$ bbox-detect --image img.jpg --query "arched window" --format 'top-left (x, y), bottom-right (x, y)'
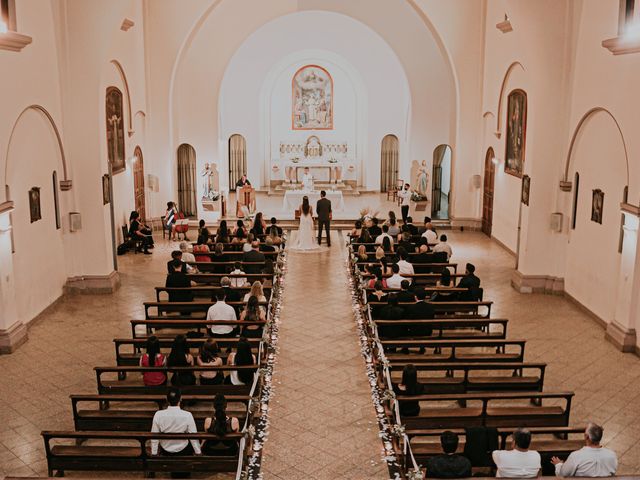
top-left (504, 89), bottom-right (527, 177)
top-left (105, 86), bottom-right (126, 174)
top-left (52, 171), bottom-right (60, 230)
top-left (133, 147), bottom-right (146, 221)
top-left (177, 144), bottom-right (197, 217)
top-left (571, 172), bottom-right (580, 230)
top-left (228, 134), bottom-right (247, 187)
top-left (380, 135), bottom-right (399, 192)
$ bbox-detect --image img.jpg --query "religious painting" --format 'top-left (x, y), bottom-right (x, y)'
top-left (521, 175), bottom-right (530, 206)
top-left (591, 189), bottom-right (604, 224)
top-left (102, 174), bottom-right (111, 205)
top-left (106, 86), bottom-right (126, 174)
top-left (292, 65), bottom-right (333, 130)
top-left (28, 187), bottom-right (41, 223)
top-left (504, 89), bottom-right (527, 177)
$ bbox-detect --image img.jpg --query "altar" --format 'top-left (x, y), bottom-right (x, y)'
top-left (282, 190), bottom-right (345, 213)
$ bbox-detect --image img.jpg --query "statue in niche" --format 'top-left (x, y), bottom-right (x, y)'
top-left (105, 87), bottom-right (125, 174)
top-left (416, 160), bottom-right (429, 197)
top-left (200, 163), bottom-right (220, 200)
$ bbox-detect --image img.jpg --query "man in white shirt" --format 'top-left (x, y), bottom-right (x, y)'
top-left (552, 423), bottom-right (617, 477)
top-left (433, 234), bottom-right (453, 261)
top-left (151, 388), bottom-right (201, 456)
top-left (398, 183), bottom-right (412, 224)
top-left (206, 290), bottom-right (238, 337)
top-left (386, 263), bottom-right (406, 289)
top-left (492, 428), bottom-right (541, 478)
top-left (375, 225), bottom-right (393, 245)
top-left (396, 248), bottom-right (415, 279)
top-left (229, 261), bottom-right (247, 287)
top-left (422, 222), bottom-right (438, 244)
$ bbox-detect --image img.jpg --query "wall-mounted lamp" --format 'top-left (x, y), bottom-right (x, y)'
top-left (491, 157), bottom-right (500, 165)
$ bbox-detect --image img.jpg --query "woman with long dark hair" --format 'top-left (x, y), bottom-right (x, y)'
top-left (201, 394), bottom-right (239, 456)
top-left (240, 295), bottom-right (265, 338)
top-left (252, 212), bottom-right (266, 237)
top-left (358, 228), bottom-right (372, 244)
top-left (217, 220), bottom-right (230, 244)
top-left (382, 236), bottom-right (394, 253)
top-left (226, 338), bottom-right (256, 386)
top-left (393, 364), bottom-right (423, 416)
top-left (167, 334), bottom-right (196, 386)
top-left (139, 335), bottom-right (166, 386)
top-left (198, 339), bottom-right (224, 385)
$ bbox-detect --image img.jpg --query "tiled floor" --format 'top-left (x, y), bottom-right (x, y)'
top-left (1, 226), bottom-right (640, 477)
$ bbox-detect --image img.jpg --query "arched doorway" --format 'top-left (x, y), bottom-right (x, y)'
top-left (482, 147), bottom-right (496, 236)
top-left (380, 134), bottom-right (399, 192)
top-left (177, 143), bottom-right (197, 218)
top-left (431, 144), bottom-right (452, 219)
top-left (133, 146), bottom-right (146, 221)
top-left (229, 134), bottom-right (247, 187)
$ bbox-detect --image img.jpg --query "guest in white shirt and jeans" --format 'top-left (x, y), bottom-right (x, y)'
top-left (492, 428), bottom-right (541, 478)
top-left (375, 225), bottom-right (393, 246)
top-left (552, 422), bottom-right (617, 477)
top-left (207, 290), bottom-right (238, 338)
top-left (151, 388), bottom-right (201, 456)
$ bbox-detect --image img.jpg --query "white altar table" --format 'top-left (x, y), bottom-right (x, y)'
top-left (282, 190), bottom-right (345, 213)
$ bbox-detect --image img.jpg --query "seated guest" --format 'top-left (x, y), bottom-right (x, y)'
top-left (432, 269), bottom-right (458, 302)
top-left (397, 231), bottom-right (415, 254)
top-left (243, 240), bottom-right (266, 274)
top-left (379, 257), bottom-right (393, 276)
top-left (397, 279), bottom-right (416, 303)
top-left (165, 201), bottom-right (178, 241)
top-left (129, 211), bottom-right (153, 254)
top-left (218, 276), bottom-right (241, 302)
top-left (384, 210), bottom-right (397, 226)
top-left (197, 340), bottom-right (224, 385)
top-left (367, 281), bottom-right (388, 303)
top-left (458, 263), bottom-right (481, 300)
top-left (129, 210), bottom-right (154, 248)
top-left (393, 364), bottom-right (423, 417)
top-left (252, 212), bottom-right (266, 236)
top-left (239, 295), bottom-right (265, 338)
top-left (350, 220), bottom-right (363, 239)
top-left (202, 394), bottom-right (240, 456)
top-left (260, 236), bottom-right (276, 252)
top-left (368, 217), bottom-right (382, 238)
top-left (151, 388), bottom-right (201, 456)
top-left (244, 280), bottom-right (267, 303)
top-left (378, 294), bottom-right (405, 338)
top-left (233, 219), bottom-right (247, 236)
top-left (492, 428), bottom-right (541, 478)
top-left (261, 259), bottom-right (275, 279)
top-left (167, 334), bottom-right (195, 386)
top-left (179, 242), bottom-right (196, 263)
top-left (358, 228), bottom-right (373, 244)
top-left (226, 338), bottom-right (256, 386)
top-left (166, 259), bottom-right (194, 302)
top-left (229, 262), bottom-right (248, 287)
top-left (381, 236), bottom-right (394, 254)
top-left (206, 290), bottom-right (238, 338)
top-left (552, 423), bottom-right (617, 477)
top-left (386, 263), bottom-right (406, 289)
top-left (193, 238), bottom-right (211, 262)
top-left (433, 234), bottom-right (453, 260)
top-left (140, 335), bottom-right (167, 386)
top-left (356, 245), bottom-right (369, 262)
top-left (397, 248), bottom-right (415, 278)
top-left (388, 217), bottom-right (400, 238)
top-left (216, 220), bottom-right (230, 244)
top-left (402, 216), bottom-right (418, 236)
top-left (407, 289), bottom-right (434, 340)
top-left (375, 246), bottom-right (386, 260)
top-left (375, 224), bottom-right (393, 245)
top-left (167, 250), bottom-right (194, 274)
top-left (210, 243), bottom-right (226, 273)
top-left (242, 233), bottom-right (255, 253)
top-left (366, 267), bottom-right (388, 289)
top-left (198, 219), bottom-right (211, 245)
top-left (266, 217), bottom-right (283, 238)
top-left (422, 222), bottom-right (438, 244)
top-left (425, 431), bottom-right (472, 479)
top-left (412, 244), bottom-right (432, 266)
top-left (231, 228), bottom-right (246, 246)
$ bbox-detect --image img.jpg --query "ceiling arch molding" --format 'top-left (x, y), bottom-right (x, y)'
top-left (110, 59), bottom-right (135, 137)
top-left (494, 61), bottom-right (525, 139)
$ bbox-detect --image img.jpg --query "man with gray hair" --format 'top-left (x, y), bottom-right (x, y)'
top-left (551, 422), bottom-right (617, 477)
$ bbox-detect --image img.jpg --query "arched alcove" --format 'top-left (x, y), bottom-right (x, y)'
top-left (482, 147), bottom-right (496, 237)
top-left (176, 143), bottom-right (197, 217)
top-left (228, 134), bottom-right (247, 188)
top-left (432, 144), bottom-right (451, 219)
top-left (380, 135), bottom-right (399, 192)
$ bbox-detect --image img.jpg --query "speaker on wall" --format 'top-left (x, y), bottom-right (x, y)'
top-left (69, 212), bottom-right (82, 232)
top-left (472, 175), bottom-right (482, 189)
top-left (550, 212), bottom-right (563, 232)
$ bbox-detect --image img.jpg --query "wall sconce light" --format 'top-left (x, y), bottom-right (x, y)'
top-left (492, 157), bottom-right (500, 165)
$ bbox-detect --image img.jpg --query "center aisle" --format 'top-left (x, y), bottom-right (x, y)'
top-left (260, 230), bottom-right (388, 480)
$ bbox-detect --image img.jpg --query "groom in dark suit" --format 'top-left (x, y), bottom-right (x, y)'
top-left (316, 191), bottom-right (332, 247)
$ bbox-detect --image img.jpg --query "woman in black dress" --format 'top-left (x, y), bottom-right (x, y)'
top-left (393, 364), bottom-right (423, 417)
top-left (167, 334), bottom-right (196, 386)
top-left (202, 394), bottom-right (240, 456)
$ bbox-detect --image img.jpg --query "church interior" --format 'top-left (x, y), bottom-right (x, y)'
top-left (1, 0), bottom-right (640, 478)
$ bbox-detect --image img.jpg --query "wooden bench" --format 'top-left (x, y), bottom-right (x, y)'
top-left (376, 339), bottom-right (527, 364)
top-left (368, 300), bottom-right (492, 318)
top-left (393, 391), bottom-right (574, 430)
top-left (362, 272), bottom-right (467, 286)
top-left (114, 337), bottom-right (263, 367)
top-left (95, 365), bottom-right (259, 396)
top-left (143, 300), bottom-right (269, 319)
top-left (70, 394), bottom-right (250, 432)
top-left (186, 261), bottom-right (267, 273)
top-left (385, 362), bottom-right (546, 395)
top-left (42, 430), bottom-right (244, 477)
top-left (187, 273), bottom-right (274, 285)
top-left (373, 318), bottom-right (508, 340)
top-left (155, 285), bottom-right (272, 302)
top-left (186, 250), bottom-right (279, 260)
top-left (356, 261), bottom-right (457, 274)
top-left (129, 319), bottom-right (267, 339)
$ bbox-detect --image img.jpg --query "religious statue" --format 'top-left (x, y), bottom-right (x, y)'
top-left (201, 163), bottom-right (213, 199)
top-left (416, 160), bottom-right (429, 197)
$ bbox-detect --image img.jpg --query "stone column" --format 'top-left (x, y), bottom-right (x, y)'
top-left (606, 206), bottom-right (640, 352)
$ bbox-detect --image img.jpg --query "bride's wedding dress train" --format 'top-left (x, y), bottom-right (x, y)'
top-left (292, 212), bottom-right (318, 251)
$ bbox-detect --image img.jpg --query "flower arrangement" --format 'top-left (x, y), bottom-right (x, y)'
top-left (411, 192), bottom-right (426, 202)
top-left (291, 157), bottom-right (300, 163)
top-left (207, 190), bottom-right (220, 201)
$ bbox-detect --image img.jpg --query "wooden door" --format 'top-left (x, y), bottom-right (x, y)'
top-left (481, 147), bottom-right (495, 237)
top-left (133, 146), bottom-right (146, 221)
top-left (380, 135), bottom-right (398, 192)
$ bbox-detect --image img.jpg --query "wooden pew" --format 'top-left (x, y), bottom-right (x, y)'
top-left (143, 300), bottom-right (269, 319)
top-left (362, 272), bottom-right (466, 286)
top-left (187, 273), bottom-right (273, 286)
top-left (368, 300), bottom-right (492, 318)
top-left (42, 431), bottom-right (244, 477)
top-left (385, 362), bottom-right (546, 395)
top-left (155, 285), bottom-right (272, 302)
top-left (129, 319), bottom-right (266, 339)
top-left (365, 286), bottom-right (469, 295)
top-left (356, 261), bottom-right (457, 274)
top-left (393, 391), bottom-right (574, 430)
top-left (373, 318), bottom-right (508, 340)
top-left (114, 337), bottom-right (263, 367)
top-left (185, 250), bottom-right (278, 261)
top-left (95, 365), bottom-right (259, 396)
top-left (70, 394), bottom-right (249, 432)
top-left (186, 261), bottom-right (266, 273)
top-left (376, 339), bottom-right (527, 364)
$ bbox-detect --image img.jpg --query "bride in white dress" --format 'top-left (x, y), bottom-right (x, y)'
top-left (292, 196), bottom-right (318, 251)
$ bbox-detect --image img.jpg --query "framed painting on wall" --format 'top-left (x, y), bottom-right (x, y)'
top-left (106, 86), bottom-right (126, 174)
top-left (292, 65), bottom-right (333, 130)
top-left (29, 187), bottom-right (41, 223)
top-left (591, 189), bottom-right (604, 224)
top-left (504, 89), bottom-right (527, 177)
top-left (521, 175), bottom-right (530, 206)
